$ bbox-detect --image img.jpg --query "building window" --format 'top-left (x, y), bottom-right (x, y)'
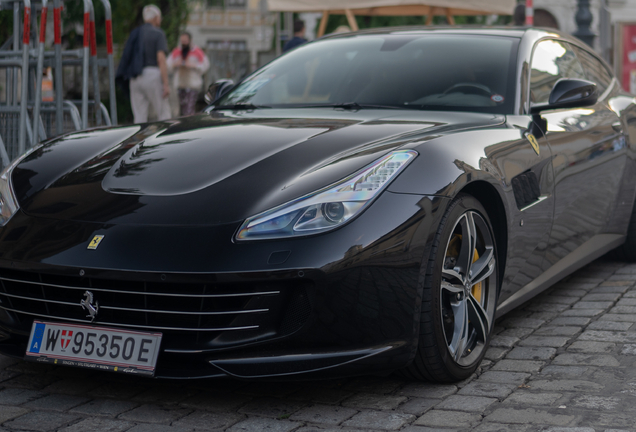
top-left (226, 0), bottom-right (246, 8)
top-left (207, 0), bottom-right (246, 8)
top-left (207, 40), bottom-right (247, 51)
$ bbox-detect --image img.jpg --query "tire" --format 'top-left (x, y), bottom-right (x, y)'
top-left (613, 199), bottom-right (636, 262)
top-left (402, 194), bottom-right (499, 382)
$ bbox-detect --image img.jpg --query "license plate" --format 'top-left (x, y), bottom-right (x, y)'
top-left (25, 320), bottom-right (162, 377)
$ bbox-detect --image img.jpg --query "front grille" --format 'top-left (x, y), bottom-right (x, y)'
top-left (0, 269), bottom-right (312, 351)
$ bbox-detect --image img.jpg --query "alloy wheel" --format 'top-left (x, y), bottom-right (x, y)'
top-left (440, 210), bottom-right (497, 366)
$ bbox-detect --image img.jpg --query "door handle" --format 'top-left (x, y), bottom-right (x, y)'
top-left (612, 121), bottom-right (623, 133)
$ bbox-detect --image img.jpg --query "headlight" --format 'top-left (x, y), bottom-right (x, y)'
top-left (0, 167), bottom-right (18, 226)
top-left (236, 149), bottom-right (417, 240)
top-left (0, 145), bottom-right (40, 226)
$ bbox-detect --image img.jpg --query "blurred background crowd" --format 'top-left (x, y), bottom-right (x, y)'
top-left (2, 0), bottom-right (635, 124)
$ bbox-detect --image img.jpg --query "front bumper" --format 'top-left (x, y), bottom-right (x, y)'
top-left (0, 192), bottom-right (448, 379)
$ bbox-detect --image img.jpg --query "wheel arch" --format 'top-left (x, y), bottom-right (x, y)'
top-left (457, 181), bottom-right (508, 291)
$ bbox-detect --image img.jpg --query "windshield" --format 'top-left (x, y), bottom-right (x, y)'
top-left (217, 33), bottom-right (519, 114)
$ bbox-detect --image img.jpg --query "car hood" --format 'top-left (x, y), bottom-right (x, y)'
top-left (13, 109), bottom-right (503, 225)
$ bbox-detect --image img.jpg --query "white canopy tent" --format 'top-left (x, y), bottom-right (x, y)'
top-left (268, 0), bottom-right (516, 36)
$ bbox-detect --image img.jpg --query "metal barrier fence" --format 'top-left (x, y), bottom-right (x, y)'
top-left (0, 0), bottom-right (115, 166)
top-left (0, 100), bottom-right (99, 163)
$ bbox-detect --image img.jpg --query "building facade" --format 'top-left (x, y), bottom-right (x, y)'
top-left (186, 0), bottom-right (275, 87)
top-left (533, 0), bottom-right (636, 61)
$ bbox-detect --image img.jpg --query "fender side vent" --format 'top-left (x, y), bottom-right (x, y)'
top-left (511, 171), bottom-right (541, 210)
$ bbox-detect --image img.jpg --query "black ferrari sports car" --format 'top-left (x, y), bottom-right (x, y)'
top-left (0, 26), bottom-right (634, 382)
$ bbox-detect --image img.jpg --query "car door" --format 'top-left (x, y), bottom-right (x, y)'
top-left (571, 45), bottom-right (635, 236)
top-left (529, 39), bottom-right (626, 267)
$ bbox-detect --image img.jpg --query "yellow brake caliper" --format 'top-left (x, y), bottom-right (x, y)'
top-left (472, 249), bottom-right (482, 303)
top-left (446, 234), bottom-right (483, 305)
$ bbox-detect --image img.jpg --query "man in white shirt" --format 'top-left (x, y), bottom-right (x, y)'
top-left (129, 5), bottom-right (171, 123)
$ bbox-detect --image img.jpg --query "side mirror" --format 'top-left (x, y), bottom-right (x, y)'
top-left (530, 78), bottom-right (597, 114)
top-left (205, 79), bottom-right (235, 104)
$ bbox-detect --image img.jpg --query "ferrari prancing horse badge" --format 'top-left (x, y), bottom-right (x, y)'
top-left (87, 235), bottom-right (104, 250)
top-left (526, 133), bottom-right (540, 156)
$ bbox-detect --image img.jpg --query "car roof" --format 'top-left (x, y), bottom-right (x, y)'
top-left (319, 25), bottom-right (571, 43)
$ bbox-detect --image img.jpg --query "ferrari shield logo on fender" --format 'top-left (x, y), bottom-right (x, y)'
top-left (526, 133), bottom-right (540, 156)
top-left (87, 235), bottom-right (104, 250)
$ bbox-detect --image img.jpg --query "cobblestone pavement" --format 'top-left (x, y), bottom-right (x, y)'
top-left (1, 257), bottom-right (636, 431)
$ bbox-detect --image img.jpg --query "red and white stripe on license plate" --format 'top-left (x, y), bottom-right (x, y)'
top-left (25, 320), bottom-right (162, 376)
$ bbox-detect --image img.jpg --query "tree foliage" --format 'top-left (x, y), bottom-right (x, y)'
top-left (0, 10), bottom-right (14, 47)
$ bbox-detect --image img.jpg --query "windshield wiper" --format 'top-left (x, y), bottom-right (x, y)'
top-left (333, 102), bottom-right (363, 110)
top-left (295, 102), bottom-right (403, 110)
top-left (212, 103), bottom-right (271, 110)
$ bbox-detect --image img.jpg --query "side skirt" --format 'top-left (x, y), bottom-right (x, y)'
top-left (496, 234), bottom-right (625, 318)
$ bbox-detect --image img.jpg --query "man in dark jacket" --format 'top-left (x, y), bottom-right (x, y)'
top-left (283, 20), bottom-right (307, 53)
top-left (115, 26), bottom-right (143, 99)
top-left (116, 4), bottom-right (170, 123)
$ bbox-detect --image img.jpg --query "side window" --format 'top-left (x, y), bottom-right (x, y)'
top-left (530, 39), bottom-right (586, 104)
top-left (571, 45), bottom-right (613, 95)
